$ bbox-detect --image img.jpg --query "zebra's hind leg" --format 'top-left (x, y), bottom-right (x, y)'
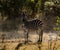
top-left (37, 29), bottom-right (43, 50)
top-left (37, 29), bottom-right (43, 44)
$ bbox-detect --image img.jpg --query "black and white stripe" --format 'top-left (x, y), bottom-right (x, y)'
top-left (23, 18), bottom-right (43, 30)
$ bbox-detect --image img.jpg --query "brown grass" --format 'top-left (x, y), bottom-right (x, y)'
top-left (0, 40), bottom-right (60, 50)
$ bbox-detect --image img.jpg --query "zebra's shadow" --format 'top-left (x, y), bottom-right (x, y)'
top-left (15, 43), bottom-right (23, 50)
top-left (15, 41), bottom-right (42, 50)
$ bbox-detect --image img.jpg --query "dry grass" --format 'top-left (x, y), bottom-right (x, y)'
top-left (0, 40), bottom-right (60, 50)
top-left (18, 40), bottom-right (60, 50)
top-left (0, 33), bottom-right (60, 50)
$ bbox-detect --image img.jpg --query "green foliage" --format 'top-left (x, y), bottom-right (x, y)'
top-left (53, 27), bottom-right (60, 31)
top-left (0, 0), bottom-right (44, 16)
top-left (31, 0), bottom-right (34, 2)
top-left (54, 16), bottom-right (60, 31)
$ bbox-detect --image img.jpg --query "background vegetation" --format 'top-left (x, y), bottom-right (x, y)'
top-left (0, 0), bottom-right (60, 31)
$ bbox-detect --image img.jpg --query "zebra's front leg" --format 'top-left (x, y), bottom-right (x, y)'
top-left (26, 29), bottom-right (29, 43)
top-left (25, 29), bottom-right (29, 44)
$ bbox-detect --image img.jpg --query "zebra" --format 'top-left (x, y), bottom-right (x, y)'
top-left (15, 13), bottom-right (43, 50)
top-left (22, 13), bottom-right (43, 44)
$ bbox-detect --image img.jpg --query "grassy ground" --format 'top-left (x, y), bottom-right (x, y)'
top-left (0, 33), bottom-right (60, 50)
top-left (18, 40), bottom-right (60, 50)
top-left (0, 40), bottom-right (60, 50)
